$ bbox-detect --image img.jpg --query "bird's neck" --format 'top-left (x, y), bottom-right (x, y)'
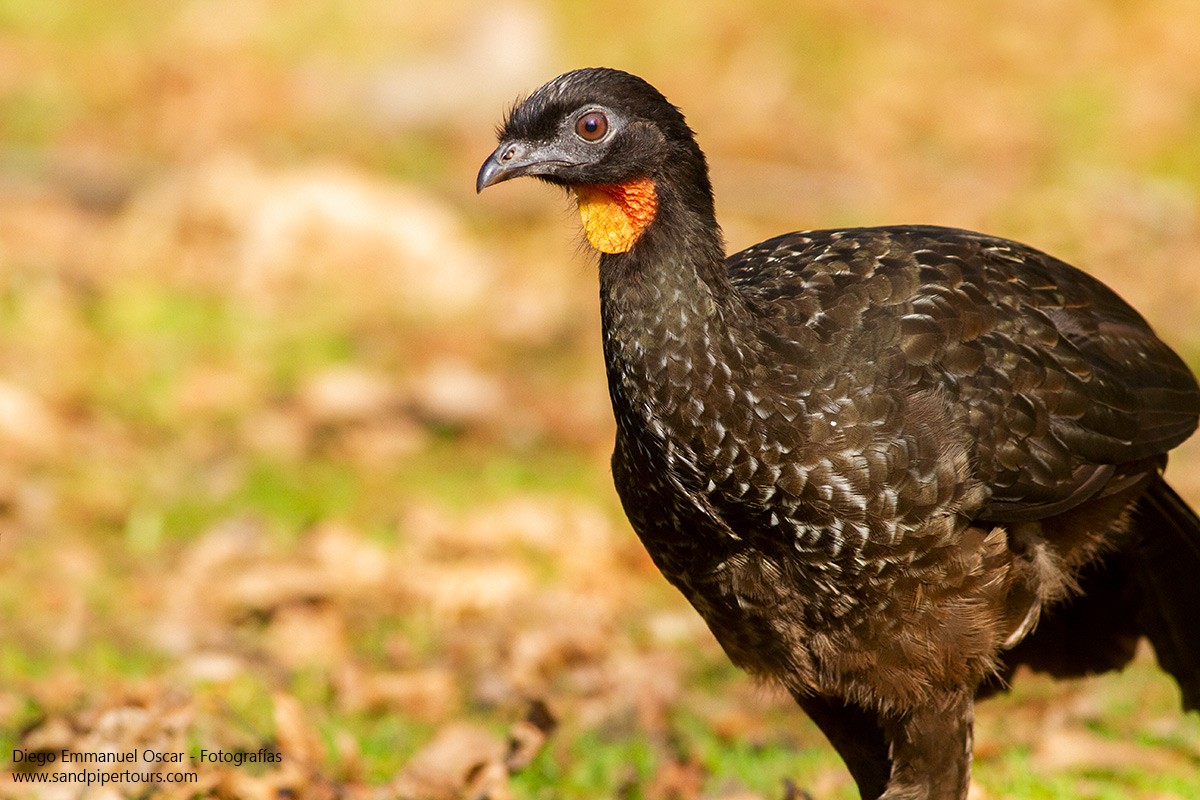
top-left (597, 187), bottom-right (751, 435)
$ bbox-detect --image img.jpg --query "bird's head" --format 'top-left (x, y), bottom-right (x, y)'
top-left (477, 68), bottom-right (713, 255)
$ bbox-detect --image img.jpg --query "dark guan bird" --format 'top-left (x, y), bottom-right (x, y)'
top-left (476, 68), bottom-right (1200, 799)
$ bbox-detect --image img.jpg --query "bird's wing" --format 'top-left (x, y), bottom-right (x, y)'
top-left (725, 225), bottom-right (1200, 522)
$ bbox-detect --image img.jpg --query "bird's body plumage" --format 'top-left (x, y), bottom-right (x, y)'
top-left (479, 68), bottom-right (1200, 799)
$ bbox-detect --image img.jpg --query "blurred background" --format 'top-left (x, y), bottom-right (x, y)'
top-left (1, 1), bottom-right (1199, 797)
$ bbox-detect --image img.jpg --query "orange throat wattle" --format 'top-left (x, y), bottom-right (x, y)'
top-left (573, 178), bottom-right (658, 254)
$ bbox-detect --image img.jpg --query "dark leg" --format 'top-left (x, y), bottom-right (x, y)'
top-left (879, 692), bottom-right (974, 800)
top-left (792, 693), bottom-right (890, 800)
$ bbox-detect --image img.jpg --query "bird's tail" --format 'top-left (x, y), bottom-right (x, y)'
top-left (1130, 477), bottom-right (1200, 712)
top-left (982, 476), bottom-right (1200, 711)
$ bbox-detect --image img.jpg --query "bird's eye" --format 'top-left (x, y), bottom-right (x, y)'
top-left (575, 111), bottom-right (609, 141)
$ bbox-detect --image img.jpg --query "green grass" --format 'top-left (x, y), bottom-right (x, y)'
top-left (347, 713), bottom-right (435, 782)
top-left (977, 747), bottom-right (1200, 800)
top-left (513, 728), bottom-right (660, 799)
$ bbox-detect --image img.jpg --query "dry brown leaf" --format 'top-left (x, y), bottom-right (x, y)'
top-left (608, 651), bottom-right (683, 732)
top-left (18, 715), bottom-right (74, 755)
top-left (414, 562), bottom-right (535, 621)
top-left (308, 523), bottom-right (393, 596)
top-left (174, 364), bottom-right (266, 417)
top-left (646, 755), bottom-right (705, 800)
top-left (242, 406), bottom-right (309, 462)
top-left (339, 417), bottom-right (428, 465)
top-left (1032, 724), bottom-right (1192, 773)
top-left (503, 700), bottom-right (557, 772)
top-left (505, 621), bottom-right (612, 694)
top-left (407, 359), bottom-right (505, 431)
top-left (155, 519), bottom-right (274, 653)
top-left (966, 780), bottom-right (993, 800)
top-left (393, 723), bottom-right (506, 800)
top-left (264, 601), bottom-right (350, 670)
top-left (273, 692), bottom-right (322, 769)
top-left (462, 759), bottom-right (512, 800)
top-left (0, 379), bottom-right (61, 458)
top-left (337, 665), bottom-right (458, 720)
top-left (218, 767), bottom-right (337, 800)
top-left (180, 650), bottom-right (249, 683)
top-left (225, 563), bottom-right (330, 612)
top-left (299, 366), bottom-right (399, 425)
top-left (332, 728), bottom-right (363, 784)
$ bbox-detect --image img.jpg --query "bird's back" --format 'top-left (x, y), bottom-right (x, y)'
top-left (724, 224), bottom-right (1200, 522)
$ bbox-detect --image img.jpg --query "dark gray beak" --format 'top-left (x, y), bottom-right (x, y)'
top-left (476, 141), bottom-right (573, 193)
